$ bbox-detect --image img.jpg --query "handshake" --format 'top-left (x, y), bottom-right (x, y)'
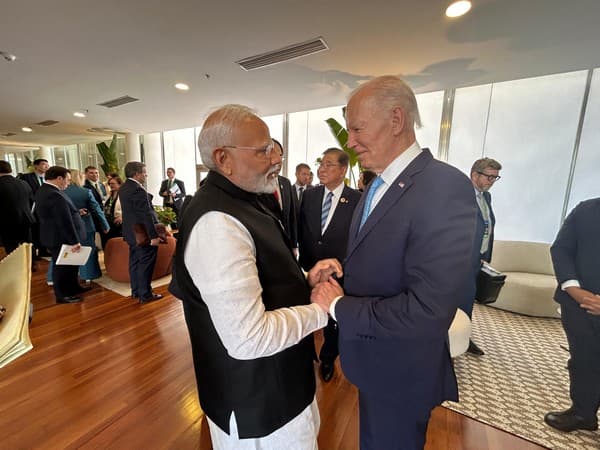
top-left (307, 258), bottom-right (345, 314)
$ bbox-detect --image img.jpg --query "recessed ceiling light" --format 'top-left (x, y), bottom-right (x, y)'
top-left (73, 110), bottom-right (87, 118)
top-left (0, 50), bottom-right (17, 62)
top-left (22, 126), bottom-right (33, 132)
top-left (175, 82), bottom-right (190, 91)
top-left (446, 0), bottom-right (472, 17)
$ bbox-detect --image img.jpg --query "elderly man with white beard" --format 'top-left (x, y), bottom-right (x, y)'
top-left (171, 104), bottom-right (341, 450)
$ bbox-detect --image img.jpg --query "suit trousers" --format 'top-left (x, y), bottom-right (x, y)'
top-left (561, 298), bottom-right (600, 419)
top-left (319, 318), bottom-right (339, 363)
top-left (50, 246), bottom-right (80, 300)
top-left (459, 255), bottom-right (485, 319)
top-left (128, 244), bottom-right (158, 299)
top-left (358, 389), bottom-right (433, 450)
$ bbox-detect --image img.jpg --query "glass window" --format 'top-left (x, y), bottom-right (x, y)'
top-left (566, 69), bottom-right (600, 213)
top-left (481, 71), bottom-right (588, 243)
top-left (415, 90), bottom-right (444, 155)
top-left (163, 128), bottom-right (197, 198)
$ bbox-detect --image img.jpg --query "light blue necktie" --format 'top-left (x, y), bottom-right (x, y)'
top-left (321, 191), bottom-right (334, 232)
top-left (359, 176), bottom-right (384, 229)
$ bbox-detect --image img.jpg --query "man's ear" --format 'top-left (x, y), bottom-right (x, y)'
top-left (213, 148), bottom-right (233, 176)
top-left (390, 107), bottom-right (406, 135)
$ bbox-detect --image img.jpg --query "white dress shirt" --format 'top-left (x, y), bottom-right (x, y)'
top-left (184, 210), bottom-right (327, 448)
top-left (330, 141), bottom-right (422, 320)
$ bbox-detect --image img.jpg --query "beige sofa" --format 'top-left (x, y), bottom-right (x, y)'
top-left (487, 240), bottom-right (559, 318)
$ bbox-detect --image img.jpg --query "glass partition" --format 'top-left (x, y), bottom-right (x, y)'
top-left (163, 128), bottom-right (197, 197)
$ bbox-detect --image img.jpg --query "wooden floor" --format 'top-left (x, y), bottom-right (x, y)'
top-left (0, 258), bottom-right (546, 449)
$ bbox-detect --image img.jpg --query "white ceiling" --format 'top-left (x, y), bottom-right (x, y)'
top-left (2, 0), bottom-right (600, 149)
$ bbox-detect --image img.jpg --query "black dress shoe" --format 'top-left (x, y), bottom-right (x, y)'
top-left (467, 339), bottom-right (485, 356)
top-left (56, 296), bottom-right (82, 304)
top-left (76, 285), bottom-right (93, 293)
top-left (320, 361), bottom-right (335, 382)
top-left (139, 293), bottom-right (163, 304)
top-left (544, 408), bottom-right (598, 432)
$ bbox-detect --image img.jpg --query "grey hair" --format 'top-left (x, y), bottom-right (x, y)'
top-left (349, 75), bottom-right (422, 129)
top-left (471, 158), bottom-right (502, 174)
top-left (198, 104), bottom-right (259, 170)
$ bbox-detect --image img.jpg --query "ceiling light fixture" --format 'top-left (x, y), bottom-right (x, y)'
top-left (0, 51), bottom-right (17, 62)
top-left (446, 0), bottom-right (472, 18)
top-left (22, 127), bottom-right (33, 132)
top-left (73, 110), bottom-right (88, 118)
top-left (175, 83), bottom-right (190, 91)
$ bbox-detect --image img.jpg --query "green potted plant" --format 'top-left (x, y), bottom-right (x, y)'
top-left (153, 206), bottom-right (177, 227)
top-left (96, 134), bottom-right (120, 176)
top-left (325, 115), bottom-right (360, 188)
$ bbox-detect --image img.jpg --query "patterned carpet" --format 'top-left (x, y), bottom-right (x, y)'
top-left (444, 304), bottom-right (600, 450)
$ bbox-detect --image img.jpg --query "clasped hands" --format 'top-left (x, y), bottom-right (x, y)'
top-left (307, 258), bottom-right (345, 314)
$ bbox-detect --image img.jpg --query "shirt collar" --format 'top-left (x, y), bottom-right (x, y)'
top-left (379, 141), bottom-right (422, 186)
top-left (324, 182), bottom-right (345, 198)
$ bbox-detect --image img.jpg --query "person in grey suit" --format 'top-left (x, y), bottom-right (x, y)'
top-left (298, 148), bottom-right (361, 382)
top-left (544, 198), bottom-right (600, 433)
top-left (311, 76), bottom-right (477, 449)
top-left (0, 160), bottom-right (34, 254)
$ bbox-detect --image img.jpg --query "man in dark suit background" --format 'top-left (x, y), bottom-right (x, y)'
top-left (259, 139), bottom-right (298, 248)
top-left (119, 161), bottom-right (163, 304)
top-left (84, 166), bottom-right (107, 204)
top-left (311, 75), bottom-right (477, 449)
top-left (544, 198), bottom-right (600, 433)
top-left (19, 158), bottom-right (49, 258)
top-left (293, 163), bottom-right (311, 213)
top-left (461, 157), bottom-right (502, 356)
top-left (159, 167), bottom-right (186, 223)
top-left (35, 166), bottom-right (88, 303)
top-left (0, 160), bottom-right (34, 254)
top-left (298, 147), bottom-right (360, 382)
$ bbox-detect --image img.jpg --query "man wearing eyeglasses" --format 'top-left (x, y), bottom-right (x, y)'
top-left (172, 104), bottom-right (341, 449)
top-left (464, 157), bottom-right (502, 356)
top-left (297, 148), bottom-right (361, 383)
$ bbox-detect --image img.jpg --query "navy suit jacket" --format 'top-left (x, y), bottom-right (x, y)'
top-left (298, 184), bottom-right (361, 271)
top-left (34, 183), bottom-right (85, 249)
top-left (477, 190), bottom-right (495, 262)
top-left (84, 179), bottom-right (107, 205)
top-left (119, 179), bottom-right (158, 246)
top-left (0, 175), bottom-right (34, 234)
top-left (18, 172), bottom-right (43, 199)
top-left (551, 198), bottom-right (600, 305)
top-left (336, 149), bottom-right (477, 407)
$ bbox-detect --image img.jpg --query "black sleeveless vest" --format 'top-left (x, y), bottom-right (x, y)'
top-left (172, 171), bottom-right (316, 438)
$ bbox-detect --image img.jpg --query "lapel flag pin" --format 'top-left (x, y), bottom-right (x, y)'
top-left (398, 182), bottom-right (405, 188)
top-left (340, 197), bottom-right (348, 203)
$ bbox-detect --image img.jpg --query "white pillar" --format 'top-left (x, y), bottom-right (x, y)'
top-left (38, 146), bottom-right (53, 163)
top-left (142, 132), bottom-right (163, 206)
top-left (125, 133), bottom-right (141, 161)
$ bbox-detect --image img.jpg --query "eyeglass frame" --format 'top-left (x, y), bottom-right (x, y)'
top-left (221, 140), bottom-right (276, 160)
top-left (318, 161), bottom-right (343, 170)
top-left (476, 171), bottom-right (501, 182)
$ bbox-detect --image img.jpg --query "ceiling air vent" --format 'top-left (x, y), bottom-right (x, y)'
top-left (36, 120), bottom-right (59, 126)
top-left (97, 95), bottom-right (139, 108)
top-left (236, 36), bottom-right (329, 71)
top-left (1, 132), bottom-right (17, 137)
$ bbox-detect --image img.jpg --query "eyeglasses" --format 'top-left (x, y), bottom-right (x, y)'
top-left (222, 141), bottom-right (276, 159)
top-left (318, 162), bottom-right (342, 169)
top-left (477, 171), bottom-right (501, 182)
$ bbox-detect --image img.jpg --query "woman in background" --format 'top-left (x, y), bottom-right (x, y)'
top-left (101, 175), bottom-right (123, 248)
top-left (65, 169), bottom-right (109, 281)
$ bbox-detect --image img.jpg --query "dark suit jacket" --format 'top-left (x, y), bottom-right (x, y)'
top-left (34, 183), bottom-right (85, 249)
top-left (119, 179), bottom-right (158, 246)
top-left (159, 178), bottom-right (186, 209)
top-left (551, 198), bottom-right (600, 305)
top-left (477, 190), bottom-right (495, 262)
top-left (0, 175), bottom-right (34, 239)
top-left (18, 172), bottom-right (43, 199)
top-left (84, 179), bottom-right (107, 205)
top-left (298, 184), bottom-right (361, 271)
top-left (260, 176), bottom-right (298, 246)
top-left (336, 149), bottom-right (477, 408)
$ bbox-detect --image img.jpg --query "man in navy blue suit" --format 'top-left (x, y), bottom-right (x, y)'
top-left (298, 147), bottom-right (361, 382)
top-left (119, 161), bottom-right (163, 304)
top-left (544, 198), bottom-right (600, 433)
top-left (462, 157), bottom-right (502, 356)
top-left (311, 75), bottom-right (477, 449)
